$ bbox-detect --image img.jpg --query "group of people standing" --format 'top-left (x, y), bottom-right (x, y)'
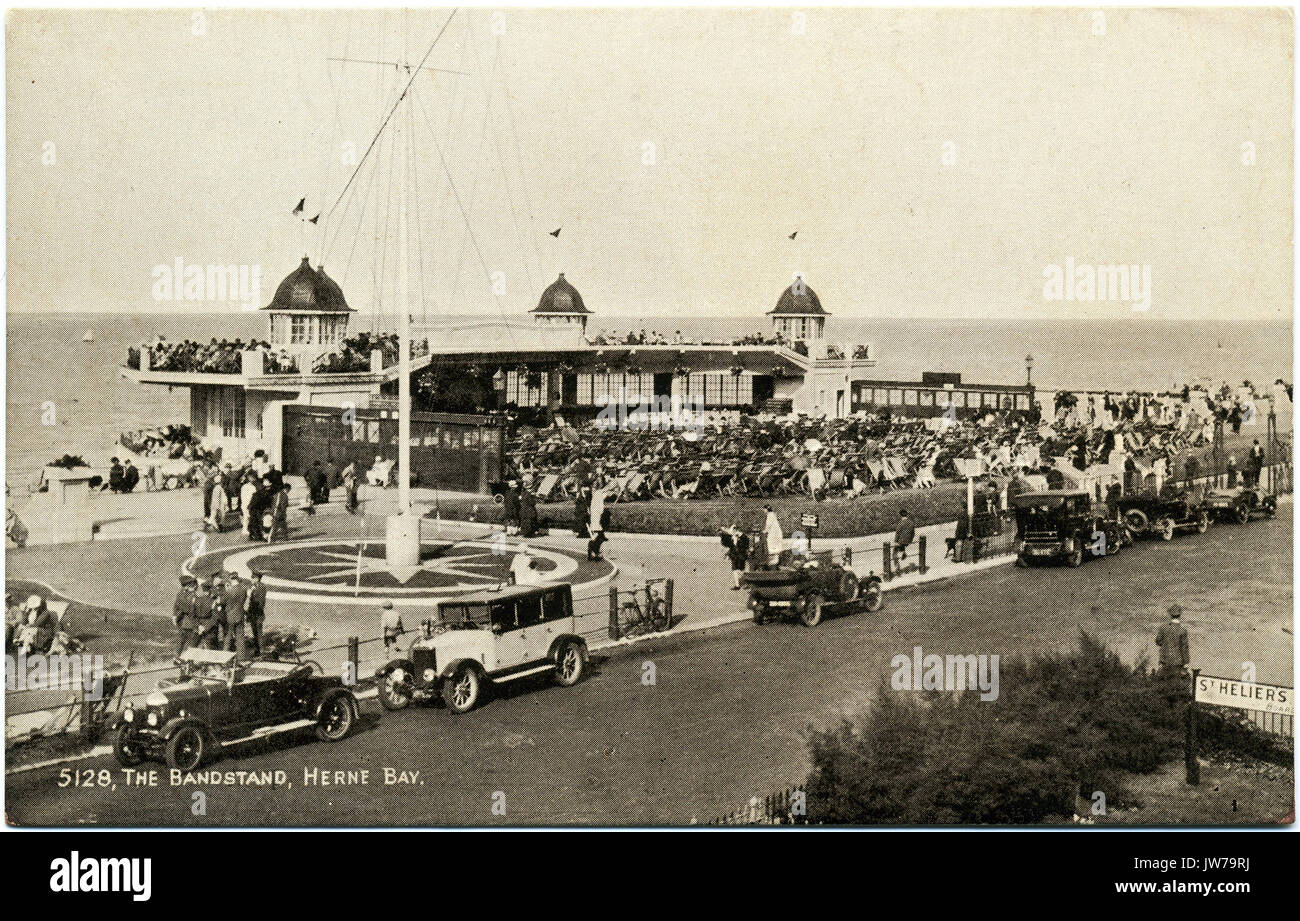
top-left (198, 451), bottom-right (291, 541)
top-left (172, 570), bottom-right (268, 659)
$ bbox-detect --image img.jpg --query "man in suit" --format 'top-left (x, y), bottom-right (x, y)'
top-left (107, 458), bottom-right (125, 493)
top-left (193, 578), bottom-right (222, 650)
top-left (173, 575), bottom-right (199, 655)
top-left (1156, 605), bottom-right (1190, 675)
top-left (222, 571), bottom-right (249, 660)
top-left (246, 571), bottom-right (268, 657)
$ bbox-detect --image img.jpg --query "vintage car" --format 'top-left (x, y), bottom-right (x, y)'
top-left (376, 582), bottom-right (587, 714)
top-left (1013, 490), bottom-right (1127, 567)
top-left (742, 549), bottom-right (883, 627)
top-left (1119, 489), bottom-right (1210, 540)
top-left (114, 648), bottom-right (359, 771)
top-left (1204, 486), bottom-right (1278, 524)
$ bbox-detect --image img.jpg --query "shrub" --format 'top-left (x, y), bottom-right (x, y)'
top-left (803, 633), bottom-right (1190, 825)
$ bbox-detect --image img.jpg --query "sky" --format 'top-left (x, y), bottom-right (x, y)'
top-left (4, 6), bottom-right (1294, 322)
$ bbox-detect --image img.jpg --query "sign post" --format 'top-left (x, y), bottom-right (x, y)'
top-left (799, 513), bottom-right (819, 553)
top-left (1185, 668), bottom-right (1200, 786)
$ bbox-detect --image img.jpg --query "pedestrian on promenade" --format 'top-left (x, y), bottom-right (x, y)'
top-left (587, 488), bottom-right (609, 561)
top-left (247, 480), bottom-right (269, 541)
top-left (268, 484), bottom-right (290, 542)
top-left (519, 483), bottom-right (538, 539)
top-left (763, 504), bottom-right (783, 566)
top-left (573, 486), bottom-right (590, 538)
top-left (205, 472), bottom-right (225, 532)
top-left (240, 472), bottom-right (257, 536)
top-left (341, 461), bottom-right (359, 514)
top-left (504, 479), bottom-right (521, 536)
top-left (322, 458), bottom-right (337, 503)
top-left (893, 509), bottom-right (915, 572)
top-left (173, 575), bottom-right (198, 656)
top-left (121, 459), bottom-right (140, 493)
top-left (222, 463), bottom-right (241, 513)
top-left (1155, 604), bottom-right (1190, 675)
top-left (246, 571), bottom-right (267, 657)
top-left (1248, 438), bottom-right (1265, 487)
top-left (719, 524), bottom-right (750, 590)
top-left (194, 578), bottom-right (221, 650)
top-left (108, 458), bottom-right (125, 493)
top-left (200, 462), bottom-right (218, 525)
top-left (1226, 454), bottom-right (1239, 488)
top-left (381, 600), bottom-right (404, 653)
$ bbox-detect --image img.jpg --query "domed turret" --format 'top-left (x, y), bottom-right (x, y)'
top-left (262, 257), bottom-right (353, 348)
top-left (530, 272), bottom-right (590, 332)
top-left (767, 275), bottom-right (828, 341)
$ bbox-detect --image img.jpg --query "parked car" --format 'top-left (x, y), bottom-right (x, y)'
top-left (114, 648), bottom-right (359, 771)
top-left (376, 583), bottom-right (587, 714)
top-left (1204, 486), bottom-right (1278, 524)
top-left (1013, 490), bottom-right (1127, 567)
top-left (1119, 489), bottom-right (1210, 540)
top-left (742, 549), bottom-right (882, 627)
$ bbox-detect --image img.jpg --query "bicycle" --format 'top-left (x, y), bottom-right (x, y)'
top-left (617, 579), bottom-right (671, 637)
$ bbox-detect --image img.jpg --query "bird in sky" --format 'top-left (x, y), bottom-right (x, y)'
top-left (549, 228), bottom-right (561, 238)
top-left (789, 230), bottom-right (798, 240)
top-left (292, 198), bottom-right (305, 216)
top-left (308, 214), bottom-right (320, 224)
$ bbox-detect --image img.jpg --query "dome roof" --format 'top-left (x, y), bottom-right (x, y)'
top-left (768, 278), bottom-right (828, 316)
top-left (532, 273), bottom-right (589, 314)
top-left (262, 256), bottom-right (353, 313)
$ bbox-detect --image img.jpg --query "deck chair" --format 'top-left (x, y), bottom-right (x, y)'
top-left (533, 473), bottom-right (560, 502)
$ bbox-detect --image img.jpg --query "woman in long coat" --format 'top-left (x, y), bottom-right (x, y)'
top-left (573, 487), bottom-right (590, 538)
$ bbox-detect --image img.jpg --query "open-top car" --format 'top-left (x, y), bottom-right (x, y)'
top-left (1204, 486), bottom-right (1278, 524)
top-left (1013, 489), bottom-right (1128, 567)
top-left (1119, 489), bottom-right (1210, 541)
top-left (376, 582), bottom-right (588, 714)
top-left (742, 549), bottom-right (882, 627)
top-left (114, 648), bottom-right (359, 771)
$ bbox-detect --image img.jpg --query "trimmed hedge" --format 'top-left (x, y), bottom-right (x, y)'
top-left (429, 481), bottom-right (972, 539)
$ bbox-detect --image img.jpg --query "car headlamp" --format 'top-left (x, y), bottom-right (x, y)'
top-left (422, 668), bottom-right (436, 682)
top-left (146, 691), bottom-right (168, 708)
top-left (122, 708), bottom-right (135, 723)
top-left (146, 711), bottom-right (159, 727)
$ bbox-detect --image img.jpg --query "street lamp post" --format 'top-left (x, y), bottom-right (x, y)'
top-left (492, 368), bottom-right (507, 412)
top-left (1025, 353), bottom-right (1034, 387)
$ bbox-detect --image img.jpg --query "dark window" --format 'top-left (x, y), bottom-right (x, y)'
top-left (514, 594), bottom-right (543, 629)
top-left (541, 589), bottom-right (569, 622)
top-left (489, 601), bottom-right (517, 631)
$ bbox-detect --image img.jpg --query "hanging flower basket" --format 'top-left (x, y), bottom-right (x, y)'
top-left (674, 365), bottom-right (691, 378)
top-left (729, 365), bottom-right (744, 377)
top-left (625, 366), bottom-right (643, 378)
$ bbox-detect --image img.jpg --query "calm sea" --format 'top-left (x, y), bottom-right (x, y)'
top-left (4, 311), bottom-right (1292, 482)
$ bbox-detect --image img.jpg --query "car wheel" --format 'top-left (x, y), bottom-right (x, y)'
top-left (1266, 499), bottom-right (1278, 518)
top-left (114, 727), bottom-right (145, 768)
top-left (1235, 504), bottom-right (1250, 524)
top-left (442, 666), bottom-right (482, 714)
top-left (1124, 509), bottom-right (1148, 535)
top-left (838, 570), bottom-right (860, 602)
top-left (1196, 511), bottom-right (1210, 534)
top-left (378, 663), bottom-right (414, 711)
top-left (750, 600), bottom-right (768, 624)
top-left (799, 592), bottom-right (824, 628)
top-left (315, 694), bottom-right (355, 742)
top-left (553, 641), bottom-right (585, 687)
top-left (861, 582), bottom-right (883, 613)
top-left (1159, 518), bottom-right (1175, 541)
top-left (165, 726), bottom-right (206, 772)
top-left (1065, 544), bottom-right (1085, 568)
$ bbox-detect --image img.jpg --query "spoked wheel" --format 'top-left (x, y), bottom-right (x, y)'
top-left (1065, 544), bottom-right (1085, 568)
top-left (1158, 518), bottom-right (1175, 541)
top-left (619, 601), bottom-right (646, 636)
top-left (861, 582), bottom-right (883, 613)
top-left (1196, 511), bottom-right (1210, 534)
top-left (114, 728), bottom-right (145, 767)
top-left (553, 641), bottom-right (586, 687)
top-left (799, 593), bottom-right (824, 628)
top-left (442, 666), bottom-right (482, 714)
top-left (1235, 505), bottom-right (1250, 524)
top-left (165, 726), bottom-right (206, 772)
top-left (378, 663), bottom-right (414, 711)
top-left (751, 600), bottom-right (768, 624)
top-left (647, 599), bottom-right (671, 632)
top-left (838, 570), bottom-right (860, 603)
top-left (315, 695), bottom-right (355, 741)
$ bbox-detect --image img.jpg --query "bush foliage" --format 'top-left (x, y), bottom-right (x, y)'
top-left (803, 632), bottom-right (1190, 824)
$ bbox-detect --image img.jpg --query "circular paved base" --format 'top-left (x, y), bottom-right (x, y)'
top-left (185, 536), bottom-right (615, 606)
